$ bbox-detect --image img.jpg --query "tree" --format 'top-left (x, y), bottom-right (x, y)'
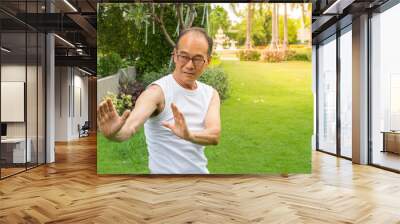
top-left (230, 3), bottom-right (255, 49)
top-left (245, 3), bottom-right (254, 49)
top-left (300, 4), bottom-right (306, 31)
top-left (98, 3), bottom-right (208, 75)
top-left (251, 9), bottom-right (271, 46)
top-left (260, 4), bottom-right (272, 46)
top-left (283, 3), bottom-right (288, 51)
top-left (304, 3), bottom-right (312, 46)
top-left (98, 4), bottom-right (134, 58)
top-left (270, 4), bottom-right (279, 50)
top-left (121, 3), bottom-right (210, 48)
top-left (209, 6), bottom-right (231, 39)
top-left (290, 3), bottom-right (312, 45)
top-left (229, 3), bottom-right (273, 47)
top-left (148, 4), bottom-right (201, 48)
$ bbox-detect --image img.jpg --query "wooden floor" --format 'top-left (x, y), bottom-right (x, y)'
top-left (1, 163), bottom-right (45, 178)
top-left (1, 135), bottom-right (400, 223)
top-left (1, 167), bottom-right (26, 178)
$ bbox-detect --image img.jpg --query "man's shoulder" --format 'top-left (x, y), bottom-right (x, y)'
top-left (197, 80), bottom-right (216, 93)
top-left (196, 79), bottom-right (208, 88)
top-left (156, 73), bottom-right (173, 82)
top-left (146, 73), bottom-right (172, 89)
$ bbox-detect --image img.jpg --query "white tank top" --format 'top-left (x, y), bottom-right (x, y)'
top-left (143, 74), bottom-right (214, 174)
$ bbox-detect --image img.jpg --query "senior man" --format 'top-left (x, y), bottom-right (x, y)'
top-left (98, 27), bottom-right (221, 174)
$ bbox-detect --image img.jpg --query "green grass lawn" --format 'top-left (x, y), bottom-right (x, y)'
top-left (97, 60), bottom-right (313, 174)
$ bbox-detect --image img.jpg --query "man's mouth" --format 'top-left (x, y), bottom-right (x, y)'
top-left (183, 71), bottom-right (194, 75)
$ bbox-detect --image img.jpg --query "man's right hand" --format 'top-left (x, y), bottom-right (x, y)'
top-left (97, 98), bottom-right (130, 138)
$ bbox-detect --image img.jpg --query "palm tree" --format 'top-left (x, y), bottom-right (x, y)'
top-left (300, 4), bottom-right (306, 31)
top-left (305, 4), bottom-right (312, 46)
top-left (295, 3), bottom-right (312, 46)
top-left (276, 4), bottom-right (280, 47)
top-left (245, 3), bottom-right (254, 49)
top-left (283, 3), bottom-right (288, 51)
top-left (291, 3), bottom-right (310, 44)
top-left (290, 3), bottom-right (305, 31)
top-left (230, 3), bottom-right (255, 50)
top-left (269, 4), bottom-right (279, 50)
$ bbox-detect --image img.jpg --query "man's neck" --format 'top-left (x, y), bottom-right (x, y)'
top-left (172, 73), bottom-right (197, 90)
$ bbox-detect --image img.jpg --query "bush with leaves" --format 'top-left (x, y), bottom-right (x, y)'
top-left (237, 50), bottom-right (261, 61)
top-left (286, 49), bottom-right (311, 61)
top-left (209, 52), bottom-right (222, 68)
top-left (261, 49), bottom-right (287, 63)
top-left (118, 67), bottom-right (146, 107)
top-left (124, 81), bottom-right (145, 107)
top-left (97, 52), bottom-right (125, 77)
top-left (102, 92), bottom-right (133, 115)
top-left (199, 67), bottom-right (230, 101)
top-left (137, 66), bottom-right (170, 88)
top-left (137, 66), bottom-right (229, 101)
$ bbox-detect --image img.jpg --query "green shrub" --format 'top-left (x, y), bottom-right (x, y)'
top-left (138, 66), bottom-right (170, 87)
top-left (102, 92), bottom-right (133, 115)
top-left (286, 49), bottom-right (311, 61)
top-left (199, 67), bottom-right (230, 101)
top-left (261, 49), bottom-right (286, 63)
top-left (118, 93), bottom-right (133, 114)
top-left (137, 66), bottom-right (230, 101)
top-left (285, 50), bottom-right (296, 59)
top-left (290, 45), bottom-right (308, 49)
top-left (237, 50), bottom-right (261, 61)
top-left (118, 67), bottom-right (145, 106)
top-left (97, 52), bottom-right (124, 77)
top-left (209, 52), bottom-right (222, 68)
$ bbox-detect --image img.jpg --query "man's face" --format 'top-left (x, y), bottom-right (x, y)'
top-left (173, 33), bottom-right (210, 84)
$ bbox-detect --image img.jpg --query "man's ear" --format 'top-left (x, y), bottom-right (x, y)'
top-left (207, 55), bottom-right (212, 64)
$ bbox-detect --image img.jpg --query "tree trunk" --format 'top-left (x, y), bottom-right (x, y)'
top-left (245, 3), bottom-right (253, 49)
top-left (151, 5), bottom-right (176, 48)
top-left (270, 4), bottom-right (278, 51)
top-left (300, 4), bottom-right (305, 44)
top-left (275, 4), bottom-right (279, 48)
top-left (301, 4), bottom-right (306, 30)
top-left (305, 4), bottom-right (312, 47)
top-left (283, 4), bottom-right (288, 51)
top-left (151, 3), bottom-right (198, 48)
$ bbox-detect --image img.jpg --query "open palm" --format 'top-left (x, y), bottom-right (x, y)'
top-left (162, 103), bottom-right (191, 141)
top-left (97, 98), bottom-right (130, 138)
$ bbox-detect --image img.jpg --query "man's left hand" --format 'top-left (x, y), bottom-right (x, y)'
top-left (162, 103), bottom-right (193, 141)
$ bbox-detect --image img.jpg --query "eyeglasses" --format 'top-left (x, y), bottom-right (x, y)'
top-left (176, 54), bottom-right (206, 68)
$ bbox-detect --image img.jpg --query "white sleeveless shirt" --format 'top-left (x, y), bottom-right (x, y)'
top-left (143, 74), bottom-right (214, 174)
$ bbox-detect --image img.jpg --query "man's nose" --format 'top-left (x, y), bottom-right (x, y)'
top-left (185, 59), bottom-right (195, 69)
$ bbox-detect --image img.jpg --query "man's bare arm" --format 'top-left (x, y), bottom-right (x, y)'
top-left (162, 89), bottom-right (221, 146)
top-left (99, 85), bottom-right (163, 142)
top-left (188, 90), bottom-right (221, 145)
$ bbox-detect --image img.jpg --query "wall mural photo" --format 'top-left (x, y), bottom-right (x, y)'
top-left (96, 3), bottom-right (313, 174)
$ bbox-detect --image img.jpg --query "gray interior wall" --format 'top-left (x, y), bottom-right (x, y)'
top-left (54, 66), bottom-right (69, 141)
top-left (54, 66), bottom-right (89, 141)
